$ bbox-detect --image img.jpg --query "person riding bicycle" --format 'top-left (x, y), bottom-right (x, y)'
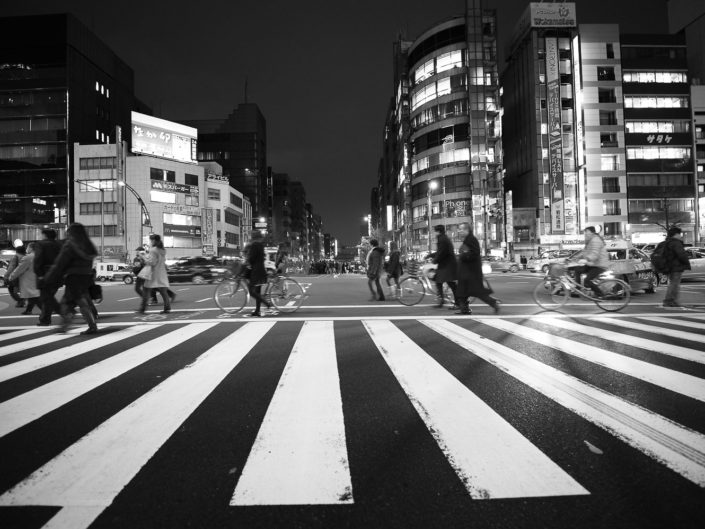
top-left (571, 226), bottom-right (609, 298)
top-left (274, 244), bottom-right (288, 276)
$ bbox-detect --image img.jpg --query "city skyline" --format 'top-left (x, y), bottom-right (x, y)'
top-left (3, 0), bottom-right (669, 245)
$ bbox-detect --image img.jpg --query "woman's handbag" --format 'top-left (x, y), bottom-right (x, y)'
top-left (89, 283), bottom-right (103, 303)
top-left (137, 265), bottom-right (153, 280)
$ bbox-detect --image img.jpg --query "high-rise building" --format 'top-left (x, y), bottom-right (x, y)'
top-left (0, 13), bottom-right (140, 243)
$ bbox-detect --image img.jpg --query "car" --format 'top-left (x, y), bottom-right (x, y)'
top-left (94, 262), bottom-right (134, 284)
top-left (528, 250), bottom-right (576, 273)
top-left (602, 244), bottom-right (658, 293)
top-left (166, 256), bottom-right (221, 284)
top-left (682, 247), bottom-right (705, 281)
top-left (483, 256), bottom-right (520, 273)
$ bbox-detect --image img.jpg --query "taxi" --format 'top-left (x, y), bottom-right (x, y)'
top-left (602, 239), bottom-right (658, 293)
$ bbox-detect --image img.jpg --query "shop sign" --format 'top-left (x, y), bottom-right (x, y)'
top-left (151, 180), bottom-right (197, 195)
top-left (163, 223), bottom-right (201, 237)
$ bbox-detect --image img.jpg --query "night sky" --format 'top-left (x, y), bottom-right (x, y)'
top-left (4, 0), bottom-right (668, 245)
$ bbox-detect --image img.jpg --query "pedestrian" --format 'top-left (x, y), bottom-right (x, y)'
top-left (366, 239), bottom-right (386, 301)
top-left (33, 228), bottom-right (63, 326)
top-left (244, 231), bottom-right (277, 317)
top-left (385, 241), bottom-right (403, 298)
top-left (275, 244), bottom-right (288, 276)
top-left (133, 246), bottom-right (175, 305)
top-left (8, 242), bottom-right (40, 315)
top-left (5, 244), bottom-right (26, 308)
top-left (41, 223), bottom-right (98, 335)
top-left (572, 226), bottom-right (609, 298)
top-left (455, 222), bottom-right (500, 314)
top-left (431, 225), bottom-right (457, 308)
top-left (137, 234), bottom-right (172, 314)
top-left (520, 255), bottom-right (527, 270)
top-left (661, 226), bottom-right (691, 309)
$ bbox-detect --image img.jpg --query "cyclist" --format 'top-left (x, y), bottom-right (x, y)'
top-left (571, 226), bottom-right (609, 298)
top-left (431, 225), bottom-right (457, 308)
top-left (244, 231), bottom-right (277, 317)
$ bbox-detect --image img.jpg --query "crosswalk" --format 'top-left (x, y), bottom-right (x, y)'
top-left (0, 313), bottom-right (704, 528)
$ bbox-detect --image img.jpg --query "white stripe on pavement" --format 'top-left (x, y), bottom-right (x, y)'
top-left (0, 322), bottom-right (217, 438)
top-left (593, 317), bottom-right (705, 343)
top-left (0, 325), bottom-right (154, 383)
top-left (536, 317), bottom-right (705, 365)
top-left (232, 320), bottom-right (353, 506)
top-left (422, 319), bottom-right (705, 487)
top-left (0, 321), bottom-right (273, 529)
top-left (363, 319), bottom-right (588, 499)
top-left (638, 316), bottom-right (705, 332)
top-left (486, 318), bottom-right (705, 402)
top-left (0, 329), bottom-right (80, 358)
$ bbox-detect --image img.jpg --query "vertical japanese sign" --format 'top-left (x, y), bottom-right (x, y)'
top-left (546, 37), bottom-right (564, 233)
top-left (115, 125), bottom-right (125, 237)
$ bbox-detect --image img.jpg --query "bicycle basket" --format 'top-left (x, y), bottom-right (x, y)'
top-left (406, 260), bottom-right (420, 277)
top-left (548, 263), bottom-right (566, 278)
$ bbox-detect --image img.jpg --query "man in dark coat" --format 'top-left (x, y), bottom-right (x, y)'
top-left (662, 225), bottom-right (691, 308)
top-left (245, 231), bottom-right (276, 317)
top-left (431, 225), bottom-right (457, 308)
top-left (33, 229), bottom-right (62, 326)
top-left (455, 222), bottom-right (499, 314)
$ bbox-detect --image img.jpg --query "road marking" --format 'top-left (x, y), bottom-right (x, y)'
top-left (0, 327), bottom-right (50, 343)
top-left (363, 319), bottom-right (588, 499)
top-left (195, 298), bottom-right (211, 303)
top-left (422, 319), bottom-right (705, 487)
top-left (637, 316), bottom-right (705, 332)
top-left (592, 317), bottom-right (705, 343)
top-left (117, 296), bottom-right (140, 301)
top-left (0, 322), bottom-right (273, 529)
top-left (0, 325), bottom-right (154, 383)
top-left (0, 322), bottom-right (217, 438)
top-left (535, 317), bottom-right (705, 365)
top-left (232, 320), bottom-right (352, 506)
top-left (0, 328), bottom-right (83, 358)
top-left (486, 318), bottom-right (705, 402)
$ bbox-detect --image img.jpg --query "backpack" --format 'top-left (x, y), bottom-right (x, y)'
top-left (649, 241), bottom-right (669, 273)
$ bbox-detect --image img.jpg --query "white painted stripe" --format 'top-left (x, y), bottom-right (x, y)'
top-left (0, 330), bottom-right (79, 358)
top-left (0, 322), bottom-right (217, 438)
top-left (422, 319), bottom-right (705, 487)
top-left (593, 317), bottom-right (705, 343)
top-left (195, 298), bottom-right (211, 303)
top-left (0, 322), bottom-right (273, 529)
top-left (362, 319), bottom-right (588, 499)
top-left (117, 296), bottom-right (141, 301)
top-left (639, 316), bottom-right (705, 332)
top-left (0, 327), bottom-right (48, 343)
top-left (486, 318), bottom-right (705, 402)
top-left (232, 321), bottom-right (353, 505)
top-left (0, 325), bottom-right (154, 383)
top-left (536, 317), bottom-right (705, 365)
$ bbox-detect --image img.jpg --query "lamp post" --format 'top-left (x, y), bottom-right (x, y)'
top-left (118, 181), bottom-right (152, 248)
top-left (76, 179), bottom-right (104, 261)
top-left (427, 180), bottom-right (438, 252)
top-left (363, 214), bottom-right (371, 237)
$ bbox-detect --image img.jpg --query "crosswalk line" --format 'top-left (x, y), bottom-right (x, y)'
top-left (0, 324), bottom-right (154, 383)
top-left (535, 317), bottom-right (705, 365)
top-left (0, 329), bottom-right (79, 358)
top-left (0, 321), bottom-right (274, 529)
top-left (637, 316), bottom-right (705, 331)
top-left (485, 318), bottom-right (705, 402)
top-left (422, 319), bottom-right (705, 487)
top-left (0, 328), bottom-right (49, 344)
top-left (0, 322), bottom-right (217, 438)
top-left (232, 321), bottom-right (352, 506)
top-left (363, 319), bottom-right (588, 499)
top-left (592, 317), bottom-right (705, 343)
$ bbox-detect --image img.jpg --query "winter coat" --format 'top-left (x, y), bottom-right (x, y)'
top-left (5, 253), bottom-right (21, 281)
top-left (144, 247), bottom-right (170, 289)
top-left (455, 233), bottom-right (491, 298)
top-left (246, 241), bottom-right (268, 285)
top-left (664, 236), bottom-right (691, 273)
top-left (8, 253), bottom-right (39, 299)
top-left (42, 240), bottom-right (96, 288)
top-left (33, 239), bottom-right (62, 278)
top-left (387, 249), bottom-right (402, 279)
top-left (366, 247), bottom-right (385, 279)
top-left (432, 233), bottom-right (457, 283)
top-left (576, 234), bottom-right (609, 268)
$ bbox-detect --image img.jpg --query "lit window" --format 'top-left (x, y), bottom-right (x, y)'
top-left (150, 190), bottom-right (176, 203)
top-left (95, 82), bottom-right (99, 91)
top-left (100, 84), bottom-right (104, 95)
top-left (96, 130), bottom-right (100, 140)
top-left (106, 88), bottom-right (109, 98)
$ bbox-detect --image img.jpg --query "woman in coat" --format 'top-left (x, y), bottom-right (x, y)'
top-left (139, 234), bottom-right (171, 314)
top-left (42, 223), bottom-right (98, 334)
top-left (385, 241), bottom-right (403, 297)
top-left (454, 222), bottom-right (499, 315)
top-left (431, 225), bottom-right (457, 307)
top-left (8, 242), bottom-right (40, 315)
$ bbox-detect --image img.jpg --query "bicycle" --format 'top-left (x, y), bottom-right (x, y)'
top-left (214, 271), bottom-right (305, 314)
top-left (396, 261), bottom-right (458, 307)
top-left (532, 261), bottom-right (631, 312)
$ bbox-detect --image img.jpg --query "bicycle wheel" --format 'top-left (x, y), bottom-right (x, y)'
top-left (594, 279), bottom-right (631, 312)
top-left (269, 277), bottom-right (305, 313)
top-left (214, 280), bottom-right (249, 313)
top-left (532, 279), bottom-right (569, 310)
top-left (397, 277), bottom-right (426, 306)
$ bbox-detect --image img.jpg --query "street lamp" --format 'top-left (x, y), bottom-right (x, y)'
top-left (75, 179), bottom-right (104, 261)
top-left (118, 181), bottom-right (152, 248)
top-left (363, 214), bottom-right (371, 237)
top-left (427, 180), bottom-right (438, 252)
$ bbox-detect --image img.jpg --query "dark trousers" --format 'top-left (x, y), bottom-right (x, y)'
top-left (141, 287), bottom-right (171, 312)
top-left (435, 281), bottom-right (457, 305)
top-left (8, 282), bottom-right (24, 306)
top-left (576, 266), bottom-right (606, 296)
top-left (248, 282), bottom-right (270, 313)
top-left (38, 285), bottom-right (61, 324)
top-left (368, 276), bottom-right (384, 300)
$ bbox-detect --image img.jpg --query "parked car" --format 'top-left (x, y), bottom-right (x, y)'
top-left (94, 262), bottom-right (134, 284)
top-left (602, 243), bottom-right (658, 293)
top-left (682, 247), bottom-right (705, 281)
top-left (483, 256), bottom-right (520, 273)
top-left (166, 256), bottom-right (221, 284)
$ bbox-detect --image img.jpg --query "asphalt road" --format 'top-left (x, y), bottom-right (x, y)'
top-left (0, 272), bottom-right (704, 529)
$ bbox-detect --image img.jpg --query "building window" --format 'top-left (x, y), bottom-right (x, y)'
top-left (80, 202), bottom-right (117, 214)
top-left (78, 179), bottom-right (115, 191)
top-left (626, 146), bottom-right (691, 159)
top-left (86, 225), bottom-right (117, 237)
top-left (598, 88), bottom-right (616, 103)
top-left (601, 155), bottom-right (620, 170)
top-left (624, 96), bottom-right (689, 109)
top-left (603, 200), bottom-right (621, 215)
top-left (185, 173), bottom-right (199, 186)
top-left (602, 177), bottom-right (620, 193)
top-left (603, 221), bottom-right (621, 236)
top-left (185, 194), bottom-right (199, 206)
top-left (150, 190), bottom-right (176, 203)
top-left (599, 111), bottom-right (617, 126)
top-left (628, 173), bottom-right (691, 186)
top-left (597, 67), bottom-right (615, 81)
top-left (150, 168), bottom-right (176, 182)
top-left (606, 43), bottom-right (614, 59)
top-left (207, 187), bottom-right (220, 200)
top-left (216, 210), bottom-right (221, 221)
top-left (600, 133), bottom-right (618, 148)
top-left (622, 71), bottom-right (687, 83)
top-left (230, 193), bottom-right (243, 208)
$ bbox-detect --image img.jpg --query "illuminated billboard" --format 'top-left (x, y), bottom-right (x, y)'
top-left (131, 111), bottom-right (198, 164)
